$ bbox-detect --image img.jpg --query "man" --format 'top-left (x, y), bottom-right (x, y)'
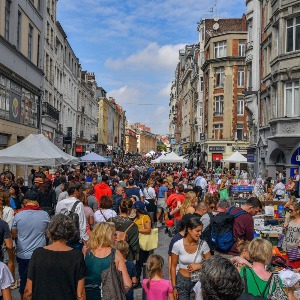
top-left (273, 179), bottom-right (286, 199)
top-left (12, 190), bottom-right (49, 298)
top-left (111, 178), bottom-right (119, 194)
top-left (194, 172), bottom-right (207, 198)
top-left (222, 197), bottom-right (262, 257)
top-left (55, 177), bottom-right (68, 201)
top-left (94, 175), bottom-right (112, 206)
top-left (119, 174), bottom-right (129, 189)
top-left (131, 167), bottom-right (140, 186)
top-left (216, 199), bottom-right (230, 213)
top-left (27, 169), bottom-right (36, 189)
top-left (156, 179), bottom-right (169, 227)
top-left (52, 171), bottom-right (61, 188)
top-left (125, 178), bottom-right (143, 200)
top-left (55, 181), bottom-right (89, 249)
top-left (112, 185), bottom-right (124, 214)
top-left (294, 169), bottom-right (300, 197)
top-left (194, 202), bottom-right (209, 230)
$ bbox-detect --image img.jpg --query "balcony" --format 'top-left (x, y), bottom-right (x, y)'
top-left (42, 102), bottom-right (59, 122)
top-left (268, 117), bottom-right (300, 146)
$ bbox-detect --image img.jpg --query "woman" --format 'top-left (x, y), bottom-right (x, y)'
top-left (0, 261), bottom-right (13, 300)
top-left (180, 192), bottom-right (198, 216)
top-left (203, 194), bottom-right (217, 213)
top-left (23, 214), bottom-right (86, 300)
top-left (143, 180), bottom-right (157, 221)
top-left (9, 184), bottom-right (22, 211)
top-left (253, 178), bottom-right (265, 199)
top-left (282, 202), bottom-right (300, 269)
top-left (85, 222), bottom-right (132, 300)
top-left (286, 177), bottom-right (295, 198)
top-left (240, 238), bottom-right (285, 298)
top-left (219, 177), bottom-right (229, 200)
top-left (134, 207), bottom-right (152, 287)
top-left (78, 191), bottom-right (94, 235)
top-left (207, 178), bottom-right (218, 196)
top-left (94, 196), bottom-right (117, 223)
top-left (171, 217), bottom-right (211, 300)
top-left (39, 179), bottom-right (56, 217)
top-left (112, 199), bottom-right (139, 261)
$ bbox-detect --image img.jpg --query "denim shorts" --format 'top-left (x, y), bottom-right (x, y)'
top-left (176, 271), bottom-right (196, 300)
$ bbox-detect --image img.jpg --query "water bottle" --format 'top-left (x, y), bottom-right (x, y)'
top-left (278, 205), bottom-right (284, 218)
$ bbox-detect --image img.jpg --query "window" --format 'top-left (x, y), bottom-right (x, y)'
top-left (237, 97), bottom-right (244, 115)
top-left (215, 96), bottom-right (223, 115)
top-left (214, 41), bottom-right (226, 58)
top-left (200, 77), bottom-right (204, 92)
top-left (285, 81), bottom-right (299, 117)
top-left (239, 41), bottom-right (246, 56)
top-left (200, 51), bottom-right (204, 66)
top-left (199, 102), bottom-right (203, 116)
top-left (17, 11), bottom-right (22, 50)
top-left (215, 67), bottom-right (225, 87)
top-left (248, 22), bottom-right (253, 42)
top-left (4, 0), bottom-right (10, 40)
top-left (247, 63), bottom-right (252, 90)
top-left (286, 17), bottom-right (300, 52)
top-left (28, 25), bottom-right (33, 61)
top-left (236, 124), bottom-right (244, 141)
top-left (238, 67), bottom-right (245, 87)
top-left (200, 28), bottom-right (204, 42)
top-left (214, 124), bottom-right (223, 140)
top-left (37, 34), bottom-right (40, 67)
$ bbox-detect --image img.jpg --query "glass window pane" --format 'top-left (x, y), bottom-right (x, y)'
top-left (287, 19), bottom-right (293, 27)
top-left (286, 88), bottom-right (292, 116)
top-left (287, 27), bottom-right (294, 52)
top-left (296, 26), bottom-right (300, 50)
top-left (296, 17), bottom-right (300, 25)
top-left (294, 87), bottom-right (299, 116)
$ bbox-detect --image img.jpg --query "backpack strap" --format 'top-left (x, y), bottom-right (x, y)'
top-left (228, 206), bottom-right (247, 218)
top-left (243, 267), bottom-right (249, 293)
top-left (99, 209), bottom-right (108, 222)
top-left (70, 200), bottom-right (81, 213)
top-left (124, 222), bottom-right (135, 234)
top-left (248, 267), bottom-right (273, 297)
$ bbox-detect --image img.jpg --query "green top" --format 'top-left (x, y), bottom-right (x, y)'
top-left (85, 250), bottom-right (115, 300)
top-left (240, 266), bottom-right (283, 297)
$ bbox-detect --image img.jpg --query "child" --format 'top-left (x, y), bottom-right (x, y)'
top-left (115, 241), bottom-right (137, 300)
top-left (142, 254), bottom-right (174, 300)
top-left (230, 239), bottom-right (252, 271)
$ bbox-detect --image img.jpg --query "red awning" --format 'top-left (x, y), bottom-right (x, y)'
top-left (212, 153), bottom-right (223, 161)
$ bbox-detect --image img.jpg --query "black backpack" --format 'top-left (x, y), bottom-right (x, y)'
top-left (210, 207), bottom-right (247, 252)
top-left (66, 200), bottom-right (81, 243)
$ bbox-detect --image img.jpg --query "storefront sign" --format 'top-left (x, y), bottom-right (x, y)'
top-left (209, 146), bottom-right (225, 152)
top-left (76, 146), bottom-right (83, 152)
top-left (232, 146), bottom-right (248, 152)
top-left (63, 136), bottom-right (72, 144)
top-left (200, 133), bottom-right (205, 140)
top-left (9, 82), bottom-right (21, 123)
top-left (212, 153), bottom-right (223, 161)
top-left (0, 134), bottom-right (8, 146)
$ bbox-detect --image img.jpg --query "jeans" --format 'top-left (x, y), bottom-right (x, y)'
top-left (16, 256), bottom-right (30, 294)
top-left (135, 249), bottom-right (150, 281)
top-left (176, 271), bottom-right (196, 300)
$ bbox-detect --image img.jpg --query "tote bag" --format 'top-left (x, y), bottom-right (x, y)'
top-left (138, 215), bottom-right (158, 251)
top-left (219, 188), bottom-right (229, 200)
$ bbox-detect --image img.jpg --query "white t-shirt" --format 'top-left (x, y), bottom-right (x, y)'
top-left (0, 261), bottom-right (14, 296)
top-left (94, 209), bottom-right (117, 223)
top-left (172, 239), bottom-right (210, 269)
top-left (143, 187), bottom-right (156, 199)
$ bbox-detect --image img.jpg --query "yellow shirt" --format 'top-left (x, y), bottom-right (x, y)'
top-left (134, 214), bottom-right (151, 230)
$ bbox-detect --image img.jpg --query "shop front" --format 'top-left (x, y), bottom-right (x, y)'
top-left (208, 146), bottom-right (225, 168)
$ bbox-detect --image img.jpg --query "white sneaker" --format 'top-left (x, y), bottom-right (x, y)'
top-left (156, 221), bottom-right (162, 228)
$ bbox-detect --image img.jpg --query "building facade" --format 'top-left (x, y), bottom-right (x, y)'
top-left (200, 18), bottom-right (249, 168)
top-left (125, 126), bottom-right (138, 153)
top-left (0, 0), bottom-right (45, 173)
top-left (256, 0), bottom-right (300, 179)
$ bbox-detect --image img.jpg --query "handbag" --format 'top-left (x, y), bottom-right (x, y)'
top-left (219, 188), bottom-right (228, 200)
top-left (139, 215), bottom-right (158, 251)
top-left (266, 274), bottom-right (288, 300)
top-left (190, 240), bottom-right (204, 283)
top-left (101, 250), bottom-right (126, 300)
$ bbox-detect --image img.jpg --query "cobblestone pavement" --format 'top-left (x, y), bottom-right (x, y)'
top-left (11, 227), bottom-right (171, 300)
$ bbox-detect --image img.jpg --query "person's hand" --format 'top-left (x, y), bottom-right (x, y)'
top-left (173, 287), bottom-right (178, 300)
top-left (187, 264), bottom-right (200, 272)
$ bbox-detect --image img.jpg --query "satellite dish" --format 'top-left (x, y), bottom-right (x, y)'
top-left (213, 23), bottom-right (219, 31)
top-left (214, 17), bottom-right (219, 22)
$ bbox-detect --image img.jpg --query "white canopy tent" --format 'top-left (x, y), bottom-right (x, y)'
top-left (80, 152), bottom-right (108, 163)
top-left (222, 151), bottom-right (247, 163)
top-left (0, 134), bottom-right (78, 166)
top-left (151, 151), bottom-right (188, 164)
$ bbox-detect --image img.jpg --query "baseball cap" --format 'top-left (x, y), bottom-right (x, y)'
top-left (133, 200), bottom-right (146, 210)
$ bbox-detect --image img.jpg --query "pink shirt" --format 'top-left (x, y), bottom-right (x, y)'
top-left (142, 278), bottom-right (173, 300)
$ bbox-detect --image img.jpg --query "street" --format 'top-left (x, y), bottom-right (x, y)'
top-left (11, 228), bottom-right (171, 300)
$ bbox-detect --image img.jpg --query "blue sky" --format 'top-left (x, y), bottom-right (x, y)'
top-left (57, 0), bottom-right (246, 135)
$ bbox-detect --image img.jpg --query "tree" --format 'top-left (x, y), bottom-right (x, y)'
top-left (157, 143), bottom-right (167, 152)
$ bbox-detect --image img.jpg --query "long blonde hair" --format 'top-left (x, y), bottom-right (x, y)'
top-left (180, 191), bottom-right (197, 216)
top-left (89, 222), bottom-right (115, 250)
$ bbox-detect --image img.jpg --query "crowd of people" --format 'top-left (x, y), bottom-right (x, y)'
top-left (0, 157), bottom-right (299, 300)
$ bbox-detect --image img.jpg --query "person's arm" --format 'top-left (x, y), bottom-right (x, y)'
top-left (4, 237), bottom-right (13, 250)
top-left (2, 287), bottom-right (12, 300)
top-left (76, 278), bottom-right (86, 300)
top-left (127, 224), bottom-right (140, 260)
top-left (115, 250), bottom-right (132, 292)
top-left (89, 214), bottom-right (94, 226)
top-left (170, 253), bottom-right (179, 300)
top-left (138, 217), bottom-right (151, 234)
top-left (164, 190), bottom-right (168, 202)
top-left (23, 279), bottom-right (32, 300)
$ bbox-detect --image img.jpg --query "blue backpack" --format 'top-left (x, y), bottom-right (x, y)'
top-left (211, 207), bottom-right (247, 252)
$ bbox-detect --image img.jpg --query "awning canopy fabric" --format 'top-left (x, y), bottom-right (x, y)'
top-left (222, 151), bottom-right (247, 163)
top-left (80, 152), bottom-right (108, 162)
top-left (151, 151), bottom-right (188, 164)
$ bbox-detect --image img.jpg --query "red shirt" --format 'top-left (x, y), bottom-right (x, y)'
top-left (94, 182), bottom-right (112, 205)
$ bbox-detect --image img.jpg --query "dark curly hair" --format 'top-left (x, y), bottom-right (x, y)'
top-left (119, 198), bottom-right (133, 214)
top-left (100, 196), bottom-right (113, 209)
top-left (200, 256), bottom-right (244, 300)
top-left (47, 214), bottom-right (76, 242)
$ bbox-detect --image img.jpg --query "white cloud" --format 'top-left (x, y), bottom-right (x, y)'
top-left (155, 106), bottom-right (167, 116)
top-left (159, 82), bottom-right (172, 97)
top-left (107, 86), bottom-right (141, 104)
top-left (105, 42), bottom-right (185, 72)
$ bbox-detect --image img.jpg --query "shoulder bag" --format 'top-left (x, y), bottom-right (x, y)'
top-left (99, 209), bottom-right (113, 222)
top-left (138, 215), bottom-right (158, 251)
top-left (190, 240), bottom-right (204, 282)
top-left (266, 273), bottom-right (288, 300)
top-left (101, 250), bottom-right (126, 300)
